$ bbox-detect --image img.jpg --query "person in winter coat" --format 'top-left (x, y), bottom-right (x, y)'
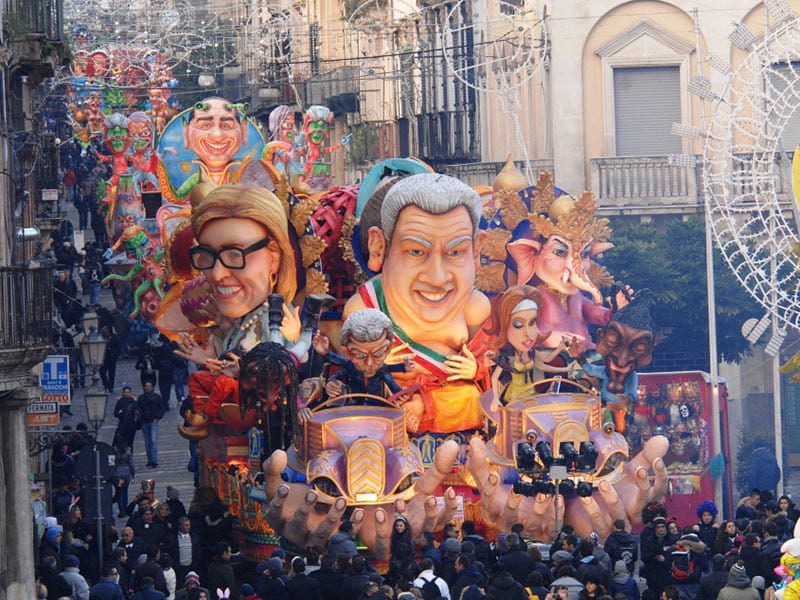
top-left (640, 517), bottom-right (672, 598)
top-left (60, 554), bottom-right (91, 600)
top-left (604, 520), bottom-right (639, 575)
top-left (697, 554), bottom-right (729, 600)
top-left (327, 521), bottom-right (358, 559)
top-left (694, 500), bottom-right (719, 563)
top-left (89, 562), bottom-right (126, 600)
top-left (113, 385), bottom-right (140, 453)
top-left (498, 532), bottom-right (535, 585)
top-left (388, 517), bottom-right (416, 584)
top-left (739, 534), bottom-right (777, 584)
top-left (451, 554), bottom-right (484, 600)
top-left (484, 564), bottom-right (528, 600)
top-left (717, 561), bottom-right (760, 600)
top-left (285, 556), bottom-right (322, 600)
top-left (609, 560), bottom-right (640, 600)
top-left (668, 532), bottom-right (707, 600)
top-left (205, 542), bottom-right (239, 600)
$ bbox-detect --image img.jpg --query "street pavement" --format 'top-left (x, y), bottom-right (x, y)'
top-left (55, 199), bottom-right (198, 521)
top-left (60, 343), bottom-right (198, 522)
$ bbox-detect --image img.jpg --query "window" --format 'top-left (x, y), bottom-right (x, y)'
top-left (613, 66), bottom-right (682, 156)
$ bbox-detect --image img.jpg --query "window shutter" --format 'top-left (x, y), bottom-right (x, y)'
top-left (767, 62), bottom-right (800, 152)
top-left (614, 66), bottom-right (682, 156)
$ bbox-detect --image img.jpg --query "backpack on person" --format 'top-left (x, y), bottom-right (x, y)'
top-left (670, 545), bottom-right (696, 581)
top-left (420, 575), bottom-right (443, 599)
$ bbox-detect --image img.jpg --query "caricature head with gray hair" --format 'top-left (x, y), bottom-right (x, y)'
top-left (379, 173), bottom-right (482, 244)
top-left (339, 308), bottom-right (393, 347)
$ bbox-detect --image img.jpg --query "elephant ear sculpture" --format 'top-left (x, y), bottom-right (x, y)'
top-left (478, 171), bottom-right (618, 353)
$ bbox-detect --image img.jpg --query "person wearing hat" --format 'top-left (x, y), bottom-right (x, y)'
top-left (668, 532), bottom-right (707, 599)
top-left (174, 571), bottom-right (209, 600)
top-left (440, 537), bottom-right (462, 590)
top-left (285, 555), bottom-right (322, 599)
top-left (255, 556), bottom-right (287, 599)
top-left (695, 500), bottom-right (720, 563)
top-left (641, 516), bottom-right (671, 598)
top-left (717, 561), bottom-right (760, 600)
top-left (327, 520), bottom-right (358, 559)
top-left (60, 553), bottom-right (91, 600)
top-left (239, 583), bottom-right (258, 600)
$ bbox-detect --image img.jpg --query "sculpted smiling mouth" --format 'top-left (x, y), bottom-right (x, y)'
top-left (215, 284), bottom-right (241, 298)
top-left (416, 289), bottom-right (451, 303)
top-left (201, 139), bottom-right (234, 155)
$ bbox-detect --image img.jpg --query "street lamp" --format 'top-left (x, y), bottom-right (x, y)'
top-left (84, 390), bottom-right (108, 572)
top-left (79, 314), bottom-right (106, 385)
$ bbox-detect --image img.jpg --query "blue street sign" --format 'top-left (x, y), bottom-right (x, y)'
top-left (40, 355), bottom-right (71, 404)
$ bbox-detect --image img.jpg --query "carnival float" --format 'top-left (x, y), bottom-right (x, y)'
top-left (80, 77), bottom-right (669, 558)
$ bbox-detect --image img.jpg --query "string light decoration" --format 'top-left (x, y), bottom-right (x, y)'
top-left (703, 10), bottom-right (800, 348)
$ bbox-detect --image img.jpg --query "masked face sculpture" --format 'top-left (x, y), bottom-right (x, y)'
top-left (595, 293), bottom-right (656, 394)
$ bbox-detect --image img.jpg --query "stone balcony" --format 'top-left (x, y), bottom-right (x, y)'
top-left (0, 266), bottom-right (53, 392)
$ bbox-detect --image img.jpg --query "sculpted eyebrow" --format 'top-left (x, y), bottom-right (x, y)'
top-left (445, 235), bottom-right (472, 249)
top-left (400, 235), bottom-right (432, 248)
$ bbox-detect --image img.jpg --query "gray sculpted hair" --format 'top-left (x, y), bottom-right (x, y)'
top-left (380, 173), bottom-right (482, 243)
top-left (340, 308), bottom-right (394, 346)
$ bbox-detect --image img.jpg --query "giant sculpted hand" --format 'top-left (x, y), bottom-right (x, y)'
top-left (258, 440), bottom-right (460, 559)
top-left (466, 435), bottom-right (668, 542)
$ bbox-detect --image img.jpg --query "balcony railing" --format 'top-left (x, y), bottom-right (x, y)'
top-left (4, 0), bottom-right (62, 42)
top-left (0, 266), bottom-right (52, 375)
top-left (444, 159), bottom-right (555, 188)
top-left (591, 156), bottom-right (700, 212)
top-left (591, 154), bottom-right (796, 214)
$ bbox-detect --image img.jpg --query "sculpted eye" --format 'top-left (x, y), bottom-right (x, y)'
top-left (552, 243), bottom-right (568, 258)
top-left (407, 248), bottom-right (425, 257)
top-left (512, 319), bottom-right (524, 329)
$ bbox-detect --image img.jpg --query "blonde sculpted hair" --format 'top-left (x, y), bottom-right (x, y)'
top-left (191, 184), bottom-right (297, 302)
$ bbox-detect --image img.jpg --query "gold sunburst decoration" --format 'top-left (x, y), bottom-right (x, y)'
top-left (291, 195), bottom-right (319, 236)
top-left (483, 229), bottom-right (512, 261)
top-left (305, 268), bottom-right (329, 294)
top-left (300, 235), bottom-right (327, 268)
top-left (476, 263), bottom-right (507, 293)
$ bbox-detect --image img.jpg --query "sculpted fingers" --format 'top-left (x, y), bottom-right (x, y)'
top-left (415, 440), bottom-right (459, 496)
top-left (286, 490), bottom-right (318, 542)
top-left (307, 497), bottom-right (348, 549)
top-left (650, 457), bottom-right (668, 501)
top-left (597, 479), bottom-right (628, 526)
top-left (372, 508), bottom-right (392, 560)
top-left (266, 484), bottom-right (289, 529)
top-left (263, 450), bottom-right (289, 499)
top-left (523, 493), bottom-right (554, 539)
top-left (500, 490), bottom-right (523, 531)
top-left (435, 487), bottom-right (459, 530)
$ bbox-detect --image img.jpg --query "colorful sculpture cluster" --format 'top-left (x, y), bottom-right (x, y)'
top-left (142, 142), bottom-right (669, 558)
top-left (72, 79), bottom-right (667, 556)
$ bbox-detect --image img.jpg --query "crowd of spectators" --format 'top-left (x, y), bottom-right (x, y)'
top-left (35, 486), bottom-right (797, 600)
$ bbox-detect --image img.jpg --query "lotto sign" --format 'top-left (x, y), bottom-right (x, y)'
top-left (40, 355), bottom-right (70, 405)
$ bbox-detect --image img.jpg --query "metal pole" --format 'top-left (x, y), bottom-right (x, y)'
top-left (94, 435), bottom-right (103, 571)
top-left (692, 6), bottom-right (723, 512)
